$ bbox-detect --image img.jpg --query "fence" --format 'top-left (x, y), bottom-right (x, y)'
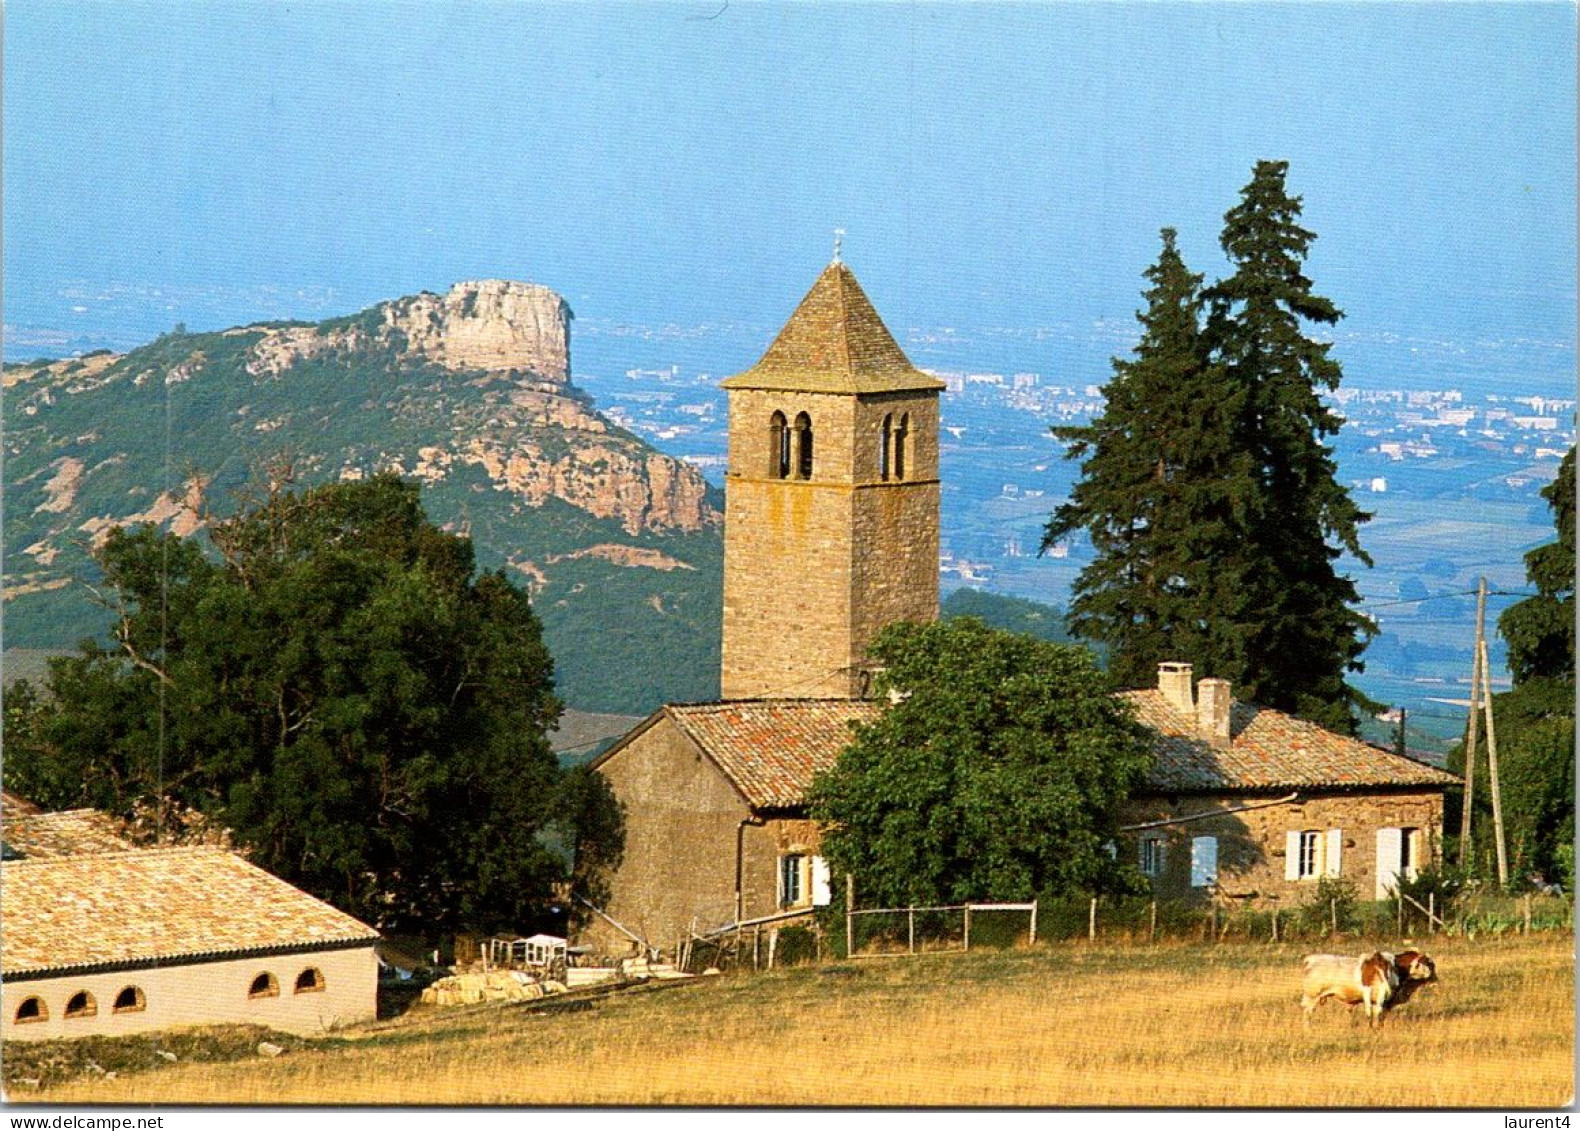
top-left (676, 890), bottom-right (1572, 973)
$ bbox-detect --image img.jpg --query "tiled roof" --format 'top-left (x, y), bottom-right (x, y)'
top-left (1119, 689), bottom-right (1461, 793)
top-left (666, 699), bottom-right (883, 809)
top-left (2, 846), bottom-right (378, 977)
top-left (721, 262), bottom-right (946, 396)
top-left (2, 790), bottom-right (41, 819)
top-left (3, 809), bottom-right (135, 859)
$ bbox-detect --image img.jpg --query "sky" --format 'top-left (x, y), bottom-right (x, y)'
top-left (5, 2), bottom-right (1576, 359)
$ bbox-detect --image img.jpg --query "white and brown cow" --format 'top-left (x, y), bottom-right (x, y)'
top-left (1300, 949), bottom-right (1437, 1026)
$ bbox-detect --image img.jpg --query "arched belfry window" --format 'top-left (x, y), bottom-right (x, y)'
top-left (793, 412), bottom-right (814, 480)
top-left (880, 414), bottom-right (893, 481)
top-left (768, 412), bottom-right (789, 479)
top-left (894, 413), bottom-right (909, 481)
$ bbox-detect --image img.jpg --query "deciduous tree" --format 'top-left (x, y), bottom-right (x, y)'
top-left (807, 619), bottom-right (1151, 907)
top-left (4, 473), bottom-right (623, 933)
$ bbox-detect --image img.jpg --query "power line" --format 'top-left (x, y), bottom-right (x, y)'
top-left (1354, 588), bottom-right (1539, 610)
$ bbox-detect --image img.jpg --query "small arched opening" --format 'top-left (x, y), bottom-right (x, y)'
top-left (14, 997), bottom-right (46, 1025)
top-left (768, 411), bottom-right (789, 479)
top-left (880, 414), bottom-right (892, 480)
top-left (295, 967), bottom-right (326, 994)
top-left (248, 972), bottom-right (280, 999)
top-left (893, 413), bottom-right (909, 480)
top-left (113, 986), bottom-right (146, 1014)
top-left (794, 412), bottom-right (814, 480)
top-left (64, 990), bottom-right (96, 1019)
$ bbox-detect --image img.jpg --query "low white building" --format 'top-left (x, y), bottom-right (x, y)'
top-left (2, 846), bottom-right (379, 1040)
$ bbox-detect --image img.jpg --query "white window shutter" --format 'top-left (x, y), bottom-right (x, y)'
top-left (1375, 827), bottom-right (1402, 898)
top-left (1326, 828), bottom-right (1343, 877)
top-left (811, 856), bottom-right (832, 906)
top-left (1190, 836), bottom-right (1218, 887)
top-left (1285, 831), bottom-right (1302, 881)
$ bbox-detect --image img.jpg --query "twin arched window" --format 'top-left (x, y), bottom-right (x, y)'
top-left (768, 412), bottom-right (814, 480)
top-left (880, 413), bottom-right (909, 481)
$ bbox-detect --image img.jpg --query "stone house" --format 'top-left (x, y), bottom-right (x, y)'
top-left (2, 845), bottom-right (379, 1040)
top-left (585, 699), bottom-right (879, 953)
top-left (1118, 662), bottom-right (1458, 906)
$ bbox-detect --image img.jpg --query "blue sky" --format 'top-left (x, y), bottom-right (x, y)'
top-left (5, 2), bottom-right (1575, 353)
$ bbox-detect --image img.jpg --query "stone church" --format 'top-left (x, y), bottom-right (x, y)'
top-left (582, 256), bottom-right (940, 954)
top-left (581, 257), bottom-right (1456, 958)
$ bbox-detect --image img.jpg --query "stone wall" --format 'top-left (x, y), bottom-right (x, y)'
top-left (721, 387), bottom-right (940, 700)
top-left (587, 716), bottom-right (753, 955)
top-left (1120, 788), bottom-right (1446, 906)
top-left (2, 945), bottom-right (377, 1041)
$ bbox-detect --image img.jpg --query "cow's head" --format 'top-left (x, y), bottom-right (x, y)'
top-left (1395, 950), bottom-right (1437, 983)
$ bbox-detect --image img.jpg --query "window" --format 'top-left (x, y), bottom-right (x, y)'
top-left (1298, 830), bottom-right (1322, 878)
top-left (793, 413), bottom-right (814, 480)
top-left (880, 414), bottom-right (892, 480)
top-left (294, 967), bottom-right (326, 994)
top-left (14, 996), bottom-right (46, 1024)
top-left (1376, 826), bottom-right (1422, 898)
top-left (1286, 828), bottom-right (1344, 881)
top-left (893, 413), bottom-right (908, 480)
top-left (64, 990), bottom-right (96, 1019)
top-left (769, 412), bottom-right (789, 479)
top-left (1139, 837), bottom-right (1165, 878)
top-left (1189, 836), bottom-right (1218, 888)
top-left (780, 854), bottom-right (805, 907)
top-left (112, 986), bottom-right (146, 1013)
top-left (248, 972), bottom-right (279, 999)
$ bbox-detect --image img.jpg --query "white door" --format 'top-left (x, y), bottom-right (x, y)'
top-left (1376, 827), bottom-right (1403, 899)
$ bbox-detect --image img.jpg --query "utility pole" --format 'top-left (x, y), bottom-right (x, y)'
top-left (1459, 592), bottom-right (1481, 865)
top-left (1463, 576), bottom-right (1509, 884)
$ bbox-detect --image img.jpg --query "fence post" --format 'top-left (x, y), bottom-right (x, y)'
top-left (908, 907), bottom-right (915, 955)
top-left (767, 928), bottom-right (778, 971)
top-left (1428, 892), bottom-right (1435, 935)
top-left (1397, 892), bottom-right (1404, 938)
top-left (1149, 900), bottom-right (1157, 945)
top-left (1088, 897), bottom-right (1097, 943)
top-left (846, 873), bottom-right (856, 958)
top-left (1524, 894), bottom-right (1532, 934)
top-left (1330, 898), bottom-right (1338, 938)
top-left (1210, 904), bottom-right (1217, 942)
top-left (1029, 899), bottom-right (1038, 946)
top-left (964, 905), bottom-right (972, 952)
top-left (1271, 903), bottom-right (1279, 943)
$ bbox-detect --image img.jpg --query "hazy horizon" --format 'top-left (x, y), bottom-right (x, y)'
top-left (6, 3), bottom-right (1575, 381)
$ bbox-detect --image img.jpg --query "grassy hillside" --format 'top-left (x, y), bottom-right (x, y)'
top-left (20, 933), bottom-right (1571, 1105)
top-left (3, 317), bottom-right (725, 715)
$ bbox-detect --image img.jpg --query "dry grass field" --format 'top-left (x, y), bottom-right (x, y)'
top-left (21, 933), bottom-right (1574, 1107)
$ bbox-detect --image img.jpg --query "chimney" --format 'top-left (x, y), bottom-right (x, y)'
top-left (1158, 662), bottom-right (1194, 715)
top-left (1196, 678), bottom-right (1233, 746)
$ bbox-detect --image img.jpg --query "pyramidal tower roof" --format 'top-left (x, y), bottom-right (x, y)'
top-left (721, 261), bottom-right (945, 395)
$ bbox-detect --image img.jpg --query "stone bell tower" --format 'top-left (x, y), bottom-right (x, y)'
top-left (719, 257), bottom-right (943, 700)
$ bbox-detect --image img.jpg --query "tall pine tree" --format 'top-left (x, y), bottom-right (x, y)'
top-left (1042, 229), bottom-right (1257, 690)
top-left (1048, 163), bottom-right (1375, 733)
top-left (1203, 160), bottom-right (1374, 731)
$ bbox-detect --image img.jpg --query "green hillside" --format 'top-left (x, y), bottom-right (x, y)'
top-left (3, 297), bottom-right (724, 714)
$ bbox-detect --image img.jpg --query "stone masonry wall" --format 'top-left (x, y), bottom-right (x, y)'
top-left (722, 388), bottom-right (940, 699)
top-left (587, 717), bottom-right (753, 955)
top-left (1120, 788), bottom-right (1446, 907)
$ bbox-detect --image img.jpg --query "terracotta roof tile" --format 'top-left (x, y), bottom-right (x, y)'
top-left (1119, 689), bottom-right (1460, 793)
top-left (2, 791), bottom-right (41, 819)
top-left (1, 846), bottom-right (378, 976)
top-left (720, 263), bottom-right (945, 396)
top-left (3, 809), bottom-right (135, 859)
top-left (666, 699), bottom-right (882, 809)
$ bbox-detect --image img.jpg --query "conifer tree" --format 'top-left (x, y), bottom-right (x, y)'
top-left (1202, 160), bottom-right (1375, 731)
top-left (1047, 164), bottom-right (1375, 733)
top-left (1042, 229), bottom-right (1255, 690)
